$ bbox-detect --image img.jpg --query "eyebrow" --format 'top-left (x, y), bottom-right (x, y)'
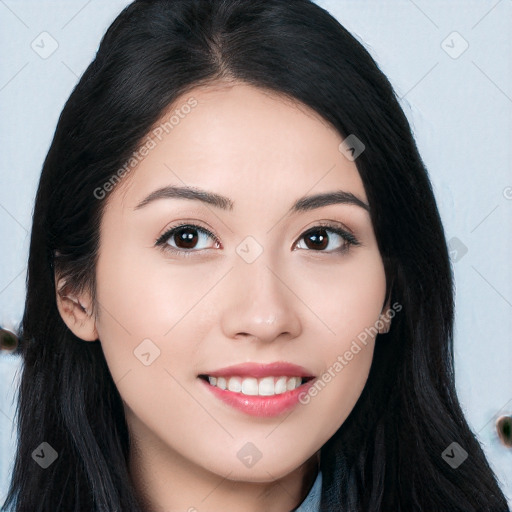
top-left (133, 185), bottom-right (370, 213)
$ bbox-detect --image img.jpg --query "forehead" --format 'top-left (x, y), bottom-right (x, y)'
top-left (112, 81), bottom-right (367, 213)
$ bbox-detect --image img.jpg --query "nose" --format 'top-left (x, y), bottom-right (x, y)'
top-left (220, 255), bottom-right (302, 344)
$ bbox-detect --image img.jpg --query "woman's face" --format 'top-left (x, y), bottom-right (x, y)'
top-left (89, 82), bottom-right (387, 486)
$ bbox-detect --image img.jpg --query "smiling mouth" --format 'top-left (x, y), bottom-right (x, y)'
top-left (198, 374), bottom-right (315, 396)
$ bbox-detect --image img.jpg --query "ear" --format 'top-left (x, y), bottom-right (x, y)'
top-left (55, 277), bottom-right (99, 342)
top-left (377, 294), bottom-right (392, 334)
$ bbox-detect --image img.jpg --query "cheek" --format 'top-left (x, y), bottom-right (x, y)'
top-left (93, 249), bottom-right (204, 434)
top-left (316, 336), bottom-right (375, 427)
top-left (95, 243), bottom-right (207, 336)
top-left (295, 306), bottom-right (379, 443)
top-left (294, 252), bottom-right (385, 423)
top-left (94, 242), bottom-right (214, 393)
top-left (295, 250), bottom-right (386, 340)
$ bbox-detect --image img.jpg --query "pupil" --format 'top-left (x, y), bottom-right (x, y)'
top-left (177, 227), bottom-right (198, 249)
top-left (307, 228), bottom-right (328, 250)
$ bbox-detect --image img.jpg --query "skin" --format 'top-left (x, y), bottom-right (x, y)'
top-left (56, 81), bottom-right (390, 512)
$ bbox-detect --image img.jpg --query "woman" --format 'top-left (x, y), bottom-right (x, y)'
top-left (1, 0), bottom-right (509, 511)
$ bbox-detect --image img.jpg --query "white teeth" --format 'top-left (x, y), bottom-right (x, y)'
top-left (274, 376), bottom-right (288, 394)
top-left (206, 375), bottom-right (304, 395)
top-left (241, 377), bottom-right (259, 395)
top-left (287, 377), bottom-right (298, 391)
top-left (228, 376), bottom-right (242, 392)
top-left (258, 376), bottom-right (275, 396)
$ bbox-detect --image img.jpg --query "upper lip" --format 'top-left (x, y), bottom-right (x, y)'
top-left (199, 361), bottom-right (316, 379)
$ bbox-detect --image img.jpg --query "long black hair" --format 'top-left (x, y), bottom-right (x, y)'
top-left (2, 0), bottom-right (509, 510)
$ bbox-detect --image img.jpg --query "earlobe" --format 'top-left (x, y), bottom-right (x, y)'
top-left (55, 277), bottom-right (99, 342)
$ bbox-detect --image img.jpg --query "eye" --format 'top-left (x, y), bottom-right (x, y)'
top-left (293, 222), bottom-right (360, 254)
top-left (155, 223), bottom-right (220, 258)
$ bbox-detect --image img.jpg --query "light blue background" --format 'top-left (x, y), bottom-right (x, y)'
top-left (1, 0), bottom-right (511, 507)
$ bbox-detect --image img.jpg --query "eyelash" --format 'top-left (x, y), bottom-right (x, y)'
top-left (154, 221), bottom-right (361, 259)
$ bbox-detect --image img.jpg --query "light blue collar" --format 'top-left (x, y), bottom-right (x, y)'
top-left (292, 469), bottom-right (322, 512)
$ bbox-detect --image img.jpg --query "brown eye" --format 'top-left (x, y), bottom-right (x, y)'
top-left (295, 224), bottom-right (359, 253)
top-left (155, 223), bottom-right (220, 257)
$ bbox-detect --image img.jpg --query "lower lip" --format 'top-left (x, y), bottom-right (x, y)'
top-left (198, 377), bottom-right (317, 417)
